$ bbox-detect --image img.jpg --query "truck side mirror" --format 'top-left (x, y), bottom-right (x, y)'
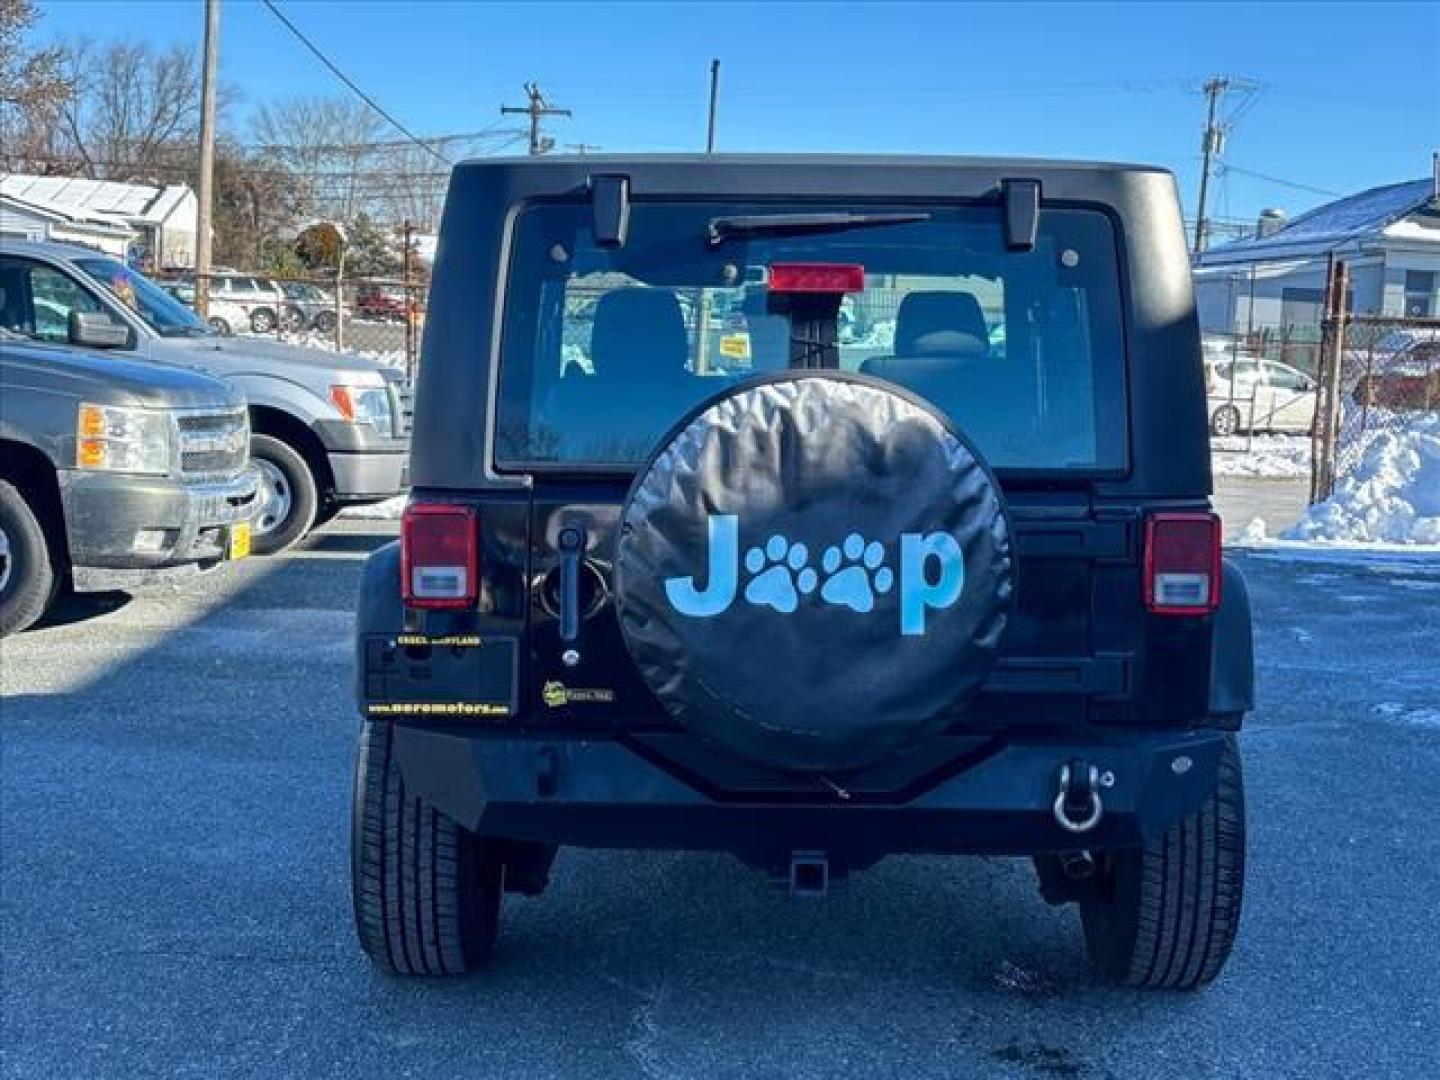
top-left (69, 311), bottom-right (130, 349)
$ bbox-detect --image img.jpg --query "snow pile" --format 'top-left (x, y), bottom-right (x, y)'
top-left (235, 328), bottom-right (406, 369)
top-left (1211, 435), bottom-right (1311, 479)
top-left (1283, 413), bottom-right (1440, 545)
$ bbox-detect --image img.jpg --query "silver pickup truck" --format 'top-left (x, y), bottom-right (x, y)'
top-left (0, 242), bottom-right (409, 553)
top-left (0, 330), bottom-right (260, 635)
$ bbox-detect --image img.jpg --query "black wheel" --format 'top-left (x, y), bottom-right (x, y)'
top-left (249, 307), bottom-right (277, 334)
top-left (280, 305), bottom-right (306, 332)
top-left (1080, 735), bottom-right (1245, 990)
top-left (313, 310), bottom-right (337, 333)
top-left (351, 718), bottom-right (502, 975)
top-left (1210, 405), bottom-right (1241, 437)
top-left (0, 479), bottom-right (57, 637)
top-left (248, 433), bottom-right (318, 554)
top-left (208, 317), bottom-right (232, 335)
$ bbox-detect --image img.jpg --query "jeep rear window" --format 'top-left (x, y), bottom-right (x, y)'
top-left (496, 202), bottom-right (1127, 471)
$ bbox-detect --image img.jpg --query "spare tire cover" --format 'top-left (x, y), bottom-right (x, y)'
top-left (615, 373), bottom-right (1014, 773)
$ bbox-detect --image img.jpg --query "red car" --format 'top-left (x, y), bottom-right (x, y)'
top-left (355, 285), bottom-right (419, 323)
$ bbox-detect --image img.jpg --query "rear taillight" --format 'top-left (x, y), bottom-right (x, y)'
top-left (1144, 512), bottom-right (1221, 616)
top-left (401, 503), bottom-right (478, 609)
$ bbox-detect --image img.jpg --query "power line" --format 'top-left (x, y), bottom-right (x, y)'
top-left (1218, 164), bottom-right (1343, 199)
top-left (259, 0), bottom-right (451, 166)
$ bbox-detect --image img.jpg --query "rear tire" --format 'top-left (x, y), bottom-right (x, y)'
top-left (313, 310), bottom-right (337, 334)
top-left (0, 480), bottom-right (56, 637)
top-left (208, 317), bottom-right (232, 335)
top-left (351, 719), bottom-right (502, 975)
top-left (249, 307), bottom-right (277, 334)
top-left (1080, 735), bottom-right (1245, 990)
top-left (1210, 405), bottom-right (1241, 437)
top-left (248, 433), bottom-right (318, 554)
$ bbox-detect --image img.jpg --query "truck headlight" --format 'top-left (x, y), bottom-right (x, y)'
top-left (76, 403), bottom-right (173, 476)
top-left (330, 384), bottom-right (395, 432)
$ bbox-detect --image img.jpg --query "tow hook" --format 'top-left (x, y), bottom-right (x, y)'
top-left (1053, 759), bottom-right (1104, 834)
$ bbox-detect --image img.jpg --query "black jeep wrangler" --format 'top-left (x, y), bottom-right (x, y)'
top-left (352, 156), bottom-right (1251, 990)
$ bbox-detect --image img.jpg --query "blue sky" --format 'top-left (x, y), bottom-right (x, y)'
top-left (34, 1), bottom-right (1439, 223)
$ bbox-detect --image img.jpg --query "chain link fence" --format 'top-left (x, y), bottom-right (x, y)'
top-left (159, 271), bottom-right (429, 379)
top-left (1311, 313), bottom-right (1440, 500)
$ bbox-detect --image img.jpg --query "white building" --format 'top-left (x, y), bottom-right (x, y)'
top-left (0, 173), bottom-right (197, 269)
top-left (1193, 176), bottom-right (1440, 335)
top-left (0, 190), bottom-right (136, 258)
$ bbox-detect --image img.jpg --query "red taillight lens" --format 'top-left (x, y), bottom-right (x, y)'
top-left (768, 263), bottom-right (866, 294)
top-left (1144, 512), bottom-right (1221, 616)
top-left (401, 503), bottom-right (478, 609)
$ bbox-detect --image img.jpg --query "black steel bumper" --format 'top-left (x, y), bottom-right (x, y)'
top-left (59, 467), bottom-right (259, 582)
top-left (389, 724), bottom-right (1227, 872)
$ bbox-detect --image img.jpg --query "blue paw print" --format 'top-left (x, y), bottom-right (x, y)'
top-left (820, 533), bottom-right (893, 613)
top-left (743, 534), bottom-right (817, 614)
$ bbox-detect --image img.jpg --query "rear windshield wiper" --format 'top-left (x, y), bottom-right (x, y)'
top-left (707, 211), bottom-right (930, 247)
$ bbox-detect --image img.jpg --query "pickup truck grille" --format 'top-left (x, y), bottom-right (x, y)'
top-left (383, 371), bottom-right (415, 438)
top-left (176, 408), bottom-right (250, 478)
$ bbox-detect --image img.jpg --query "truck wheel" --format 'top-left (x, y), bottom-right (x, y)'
top-left (208, 317), bottom-right (232, 336)
top-left (313, 310), bottom-right (337, 334)
top-left (351, 719), bottom-right (502, 974)
top-left (249, 307), bottom-right (277, 334)
top-left (0, 480), bottom-right (56, 637)
top-left (1080, 735), bottom-right (1245, 990)
top-left (1210, 405), bottom-right (1241, 437)
top-left (249, 434), bottom-right (318, 554)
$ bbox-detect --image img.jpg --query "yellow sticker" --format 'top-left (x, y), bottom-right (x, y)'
top-left (719, 333), bottom-right (751, 359)
top-left (229, 522), bottom-right (251, 560)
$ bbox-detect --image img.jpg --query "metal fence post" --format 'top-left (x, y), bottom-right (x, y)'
top-left (1310, 260), bottom-right (1349, 504)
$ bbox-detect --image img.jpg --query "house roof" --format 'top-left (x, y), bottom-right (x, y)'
top-left (1198, 178), bottom-right (1438, 264)
top-left (0, 191), bottom-right (136, 237)
top-left (0, 173), bottom-right (193, 226)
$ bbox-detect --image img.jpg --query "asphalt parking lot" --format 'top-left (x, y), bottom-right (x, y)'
top-left (3, 515), bottom-right (1439, 1079)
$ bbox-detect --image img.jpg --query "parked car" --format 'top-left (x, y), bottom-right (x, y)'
top-left (351, 156), bottom-right (1252, 990)
top-left (1205, 350), bottom-right (1317, 435)
top-left (354, 284), bottom-right (417, 323)
top-left (0, 241), bottom-right (409, 553)
top-left (0, 328), bottom-right (258, 635)
top-left (275, 280), bottom-right (342, 333)
top-left (157, 278), bottom-right (253, 338)
top-left (164, 272), bottom-right (287, 335)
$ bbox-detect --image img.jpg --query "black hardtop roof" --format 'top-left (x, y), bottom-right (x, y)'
top-left (455, 152), bottom-right (1167, 175)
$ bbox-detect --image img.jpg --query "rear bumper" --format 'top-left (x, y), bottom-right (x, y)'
top-left (59, 467), bottom-right (260, 580)
top-left (389, 725), bottom-right (1226, 872)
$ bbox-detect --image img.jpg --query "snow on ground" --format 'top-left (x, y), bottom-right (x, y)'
top-left (1280, 413), bottom-right (1440, 545)
top-left (340, 495), bottom-right (407, 520)
top-left (234, 328), bottom-right (406, 369)
top-left (1210, 434), bottom-right (1312, 479)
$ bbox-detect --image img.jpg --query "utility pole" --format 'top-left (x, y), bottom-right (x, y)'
top-left (706, 59), bottom-right (720, 153)
top-left (1193, 76), bottom-right (1227, 255)
top-left (566, 143), bottom-right (602, 155)
top-left (501, 82), bottom-right (571, 155)
top-left (195, 0), bottom-right (219, 315)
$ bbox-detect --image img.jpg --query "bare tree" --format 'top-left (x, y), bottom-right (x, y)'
top-left (32, 37), bottom-right (215, 182)
top-left (0, 0), bottom-right (70, 166)
top-left (251, 95), bottom-right (385, 224)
